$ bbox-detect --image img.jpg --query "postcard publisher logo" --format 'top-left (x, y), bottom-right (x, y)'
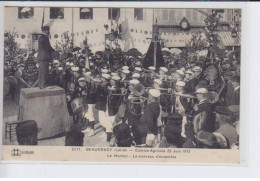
top-left (11, 149), bottom-right (34, 156)
top-left (11, 149), bottom-right (21, 156)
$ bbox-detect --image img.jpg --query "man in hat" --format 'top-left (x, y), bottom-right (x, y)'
top-left (124, 80), bottom-right (143, 126)
top-left (159, 119), bottom-right (184, 148)
top-left (213, 106), bottom-right (238, 148)
top-left (173, 81), bottom-right (191, 114)
top-left (106, 75), bottom-right (123, 140)
top-left (184, 66), bottom-right (201, 94)
top-left (192, 88), bottom-right (214, 133)
top-left (158, 67), bottom-right (168, 80)
top-left (37, 26), bottom-right (55, 89)
top-left (113, 119), bottom-right (132, 147)
top-left (224, 76), bottom-right (240, 106)
top-left (195, 130), bottom-right (220, 149)
top-left (95, 73), bottom-right (110, 138)
top-left (140, 89), bottom-right (161, 147)
top-left (83, 72), bottom-right (97, 136)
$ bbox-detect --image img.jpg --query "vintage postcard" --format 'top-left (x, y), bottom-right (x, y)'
top-left (1, 2), bottom-right (242, 164)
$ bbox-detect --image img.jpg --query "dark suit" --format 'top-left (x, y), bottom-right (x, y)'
top-left (192, 100), bottom-right (214, 132)
top-left (37, 34), bottom-right (54, 88)
top-left (140, 101), bottom-right (160, 135)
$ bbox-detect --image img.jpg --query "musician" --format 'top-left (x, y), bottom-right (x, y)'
top-left (37, 26), bottom-right (55, 89)
top-left (153, 79), bottom-right (162, 89)
top-left (63, 62), bottom-right (73, 92)
top-left (65, 67), bottom-right (80, 117)
top-left (192, 66), bottom-right (202, 77)
top-left (107, 75), bottom-right (123, 141)
top-left (158, 67), bottom-right (168, 80)
top-left (143, 66), bottom-right (156, 87)
top-left (192, 88), bottom-right (214, 133)
top-left (83, 72), bottom-right (97, 136)
top-left (173, 81), bottom-right (192, 115)
top-left (49, 59), bottom-right (61, 86)
top-left (184, 70), bottom-right (193, 83)
top-left (173, 81), bottom-right (193, 137)
top-left (184, 67), bottom-right (201, 94)
top-left (121, 69), bottom-right (130, 86)
top-left (123, 79), bottom-right (141, 126)
top-left (139, 89), bottom-right (161, 147)
top-left (95, 73), bottom-right (111, 141)
top-left (224, 76), bottom-right (240, 106)
top-left (175, 70), bottom-right (185, 81)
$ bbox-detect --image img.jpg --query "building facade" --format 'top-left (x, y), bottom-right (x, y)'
top-left (4, 7), bottom-right (241, 54)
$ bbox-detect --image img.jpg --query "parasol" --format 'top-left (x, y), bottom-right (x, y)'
top-left (169, 48), bottom-right (182, 54)
top-left (81, 8), bottom-right (91, 13)
top-left (126, 48), bottom-right (142, 58)
top-left (21, 7), bottom-right (32, 13)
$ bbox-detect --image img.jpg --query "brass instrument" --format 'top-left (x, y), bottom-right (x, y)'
top-left (205, 91), bottom-right (219, 104)
top-left (128, 84), bottom-right (147, 115)
top-left (108, 87), bottom-right (128, 96)
top-left (129, 95), bottom-right (147, 115)
top-left (144, 87), bottom-right (196, 99)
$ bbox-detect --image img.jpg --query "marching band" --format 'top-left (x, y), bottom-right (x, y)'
top-left (46, 50), bottom-right (240, 149)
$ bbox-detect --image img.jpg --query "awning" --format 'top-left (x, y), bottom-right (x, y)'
top-left (218, 31), bottom-right (241, 47)
top-left (161, 30), bottom-right (240, 48)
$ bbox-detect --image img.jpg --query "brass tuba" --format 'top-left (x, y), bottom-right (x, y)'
top-left (205, 91), bottom-right (219, 104)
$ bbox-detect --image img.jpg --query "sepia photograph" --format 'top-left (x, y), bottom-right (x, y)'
top-left (1, 5), bottom-right (241, 162)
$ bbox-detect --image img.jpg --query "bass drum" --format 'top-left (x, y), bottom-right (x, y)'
top-left (71, 97), bottom-right (84, 114)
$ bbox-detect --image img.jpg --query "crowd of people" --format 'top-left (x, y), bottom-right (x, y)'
top-left (4, 26), bottom-right (240, 149)
top-left (41, 44), bottom-right (240, 149)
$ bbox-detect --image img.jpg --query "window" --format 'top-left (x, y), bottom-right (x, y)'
top-left (134, 8), bottom-right (143, 20)
top-left (186, 10), bottom-right (191, 20)
top-left (108, 8), bottom-right (120, 20)
top-left (169, 10), bottom-right (175, 21)
top-left (227, 9), bottom-right (232, 21)
top-left (80, 8), bottom-right (93, 19)
top-left (162, 10), bottom-right (168, 21)
top-left (192, 10), bottom-right (198, 22)
top-left (18, 7), bottom-right (34, 19)
top-left (50, 7), bottom-right (64, 19)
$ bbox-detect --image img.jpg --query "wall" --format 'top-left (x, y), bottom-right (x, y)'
top-left (4, 7), bottom-right (237, 54)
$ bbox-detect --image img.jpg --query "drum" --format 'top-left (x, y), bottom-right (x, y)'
top-left (129, 97), bottom-right (146, 115)
top-left (71, 97), bottom-right (84, 114)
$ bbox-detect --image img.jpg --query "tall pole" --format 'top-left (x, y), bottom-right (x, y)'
top-left (71, 8), bottom-right (74, 48)
top-left (153, 18), bottom-right (157, 67)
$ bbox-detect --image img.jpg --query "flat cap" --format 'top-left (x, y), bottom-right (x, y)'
top-left (149, 89), bottom-right (161, 98)
top-left (195, 88), bottom-right (208, 94)
top-left (176, 81), bottom-right (185, 87)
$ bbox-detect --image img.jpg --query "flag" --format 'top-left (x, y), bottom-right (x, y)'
top-left (200, 48), bottom-right (222, 92)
